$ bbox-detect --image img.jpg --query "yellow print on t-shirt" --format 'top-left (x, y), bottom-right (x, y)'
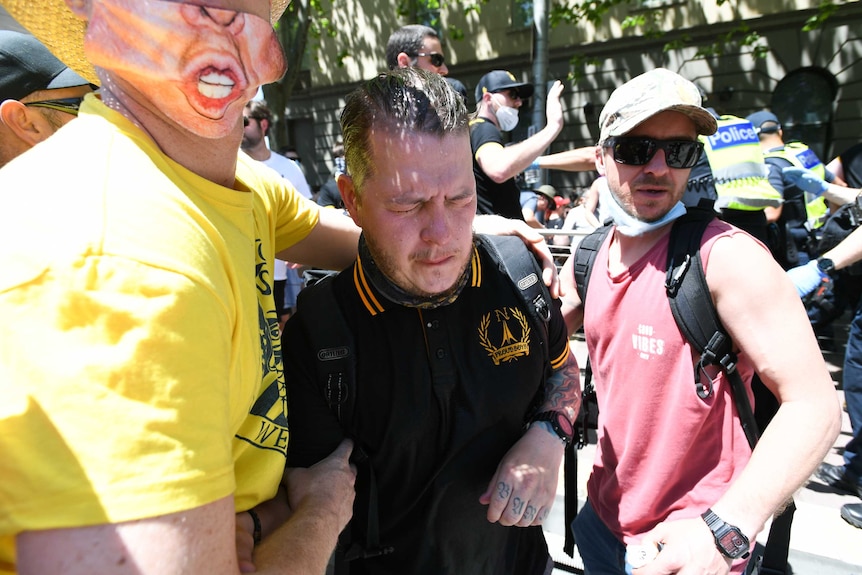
top-left (235, 239), bottom-right (289, 455)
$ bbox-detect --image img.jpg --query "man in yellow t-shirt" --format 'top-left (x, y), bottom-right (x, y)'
top-left (0, 1), bottom-right (361, 573)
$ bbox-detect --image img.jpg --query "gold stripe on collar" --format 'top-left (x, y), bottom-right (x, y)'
top-left (470, 244), bottom-right (482, 288)
top-left (354, 255), bottom-right (386, 316)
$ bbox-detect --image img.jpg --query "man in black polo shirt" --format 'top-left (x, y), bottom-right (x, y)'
top-left (470, 69), bottom-right (565, 219)
top-left (283, 68), bottom-right (580, 575)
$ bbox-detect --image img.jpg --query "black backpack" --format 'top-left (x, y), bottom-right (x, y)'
top-left (292, 234), bottom-right (555, 573)
top-left (572, 205), bottom-right (793, 575)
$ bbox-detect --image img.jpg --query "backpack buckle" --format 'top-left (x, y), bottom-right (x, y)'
top-left (665, 254), bottom-right (692, 297)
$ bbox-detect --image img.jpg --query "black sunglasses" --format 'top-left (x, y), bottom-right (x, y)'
top-left (25, 97), bottom-right (84, 116)
top-left (604, 137), bottom-right (704, 169)
top-left (244, 116), bottom-right (261, 127)
top-left (416, 52), bottom-right (445, 67)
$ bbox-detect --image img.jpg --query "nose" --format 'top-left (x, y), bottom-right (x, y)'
top-left (644, 148), bottom-right (670, 175)
top-left (419, 202), bottom-right (452, 245)
top-left (180, 4), bottom-right (246, 34)
top-left (438, 63), bottom-right (449, 76)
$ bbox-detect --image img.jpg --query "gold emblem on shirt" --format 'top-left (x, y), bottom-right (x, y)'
top-left (479, 307), bottom-right (531, 365)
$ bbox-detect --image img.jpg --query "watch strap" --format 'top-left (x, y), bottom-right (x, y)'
top-left (701, 508), bottom-right (750, 559)
top-left (529, 410), bottom-right (574, 445)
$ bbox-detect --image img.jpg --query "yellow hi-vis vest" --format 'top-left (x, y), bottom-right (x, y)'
top-left (701, 115), bottom-right (782, 211)
top-left (764, 142), bottom-right (829, 229)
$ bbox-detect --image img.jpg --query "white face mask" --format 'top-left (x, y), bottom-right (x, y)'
top-left (598, 176), bottom-right (687, 237)
top-left (495, 104), bottom-right (520, 132)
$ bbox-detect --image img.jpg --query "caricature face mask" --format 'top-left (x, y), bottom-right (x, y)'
top-left (82, 0), bottom-right (286, 138)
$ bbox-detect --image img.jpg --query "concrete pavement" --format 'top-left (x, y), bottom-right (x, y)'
top-left (544, 318), bottom-right (862, 575)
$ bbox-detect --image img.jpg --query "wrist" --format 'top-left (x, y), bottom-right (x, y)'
top-left (816, 256), bottom-right (834, 276)
top-left (701, 508), bottom-right (751, 559)
top-left (528, 410), bottom-right (574, 446)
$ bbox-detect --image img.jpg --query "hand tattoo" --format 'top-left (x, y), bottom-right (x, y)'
top-left (511, 497), bottom-right (525, 515)
top-left (496, 482), bottom-right (511, 499)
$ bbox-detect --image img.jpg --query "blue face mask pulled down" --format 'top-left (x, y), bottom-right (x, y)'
top-left (597, 177), bottom-right (687, 237)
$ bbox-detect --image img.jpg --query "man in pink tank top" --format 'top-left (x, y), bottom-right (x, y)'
top-left (558, 68), bottom-right (840, 575)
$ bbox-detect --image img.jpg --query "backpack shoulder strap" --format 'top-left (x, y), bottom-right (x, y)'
top-left (663, 206), bottom-right (760, 447)
top-left (574, 223), bottom-right (613, 305)
top-left (481, 234), bottom-right (552, 326)
top-left (295, 274), bottom-right (357, 428)
top-left (295, 275), bottom-right (393, 569)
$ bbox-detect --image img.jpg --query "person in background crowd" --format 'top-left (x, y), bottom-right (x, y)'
top-left (0, 29), bottom-right (94, 167)
top-left (317, 140), bottom-right (347, 210)
top-left (558, 68), bottom-right (839, 575)
top-left (520, 186), bottom-right (543, 228)
top-left (242, 99), bottom-right (313, 328)
top-left (534, 184), bottom-right (556, 226)
top-left (385, 24), bottom-right (449, 76)
top-left (747, 109), bottom-right (839, 267)
top-left (470, 69), bottom-right (564, 220)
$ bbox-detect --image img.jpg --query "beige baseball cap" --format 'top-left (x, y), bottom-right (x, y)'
top-left (598, 68), bottom-right (717, 144)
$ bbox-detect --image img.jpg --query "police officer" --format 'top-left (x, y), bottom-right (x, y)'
top-left (748, 110), bottom-right (838, 267)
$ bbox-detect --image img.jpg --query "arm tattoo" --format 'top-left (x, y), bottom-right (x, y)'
top-left (542, 353), bottom-right (581, 419)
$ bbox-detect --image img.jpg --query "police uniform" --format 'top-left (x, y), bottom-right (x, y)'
top-left (685, 114), bottom-right (781, 247)
top-left (284, 235), bottom-right (570, 575)
top-left (764, 141), bottom-right (833, 264)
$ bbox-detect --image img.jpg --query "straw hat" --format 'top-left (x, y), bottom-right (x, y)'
top-left (0, 0), bottom-right (291, 85)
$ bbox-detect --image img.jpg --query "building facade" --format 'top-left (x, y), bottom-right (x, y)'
top-left (281, 1), bottom-right (862, 193)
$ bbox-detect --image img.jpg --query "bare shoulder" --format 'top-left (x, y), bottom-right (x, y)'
top-left (703, 228), bottom-right (788, 302)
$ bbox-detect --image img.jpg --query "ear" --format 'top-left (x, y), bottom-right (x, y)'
top-left (337, 174), bottom-right (362, 227)
top-left (594, 144), bottom-right (607, 176)
top-left (0, 100), bottom-right (55, 148)
top-left (396, 52), bottom-right (413, 69)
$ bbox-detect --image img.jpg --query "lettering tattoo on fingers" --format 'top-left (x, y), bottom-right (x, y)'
top-left (511, 497), bottom-right (525, 515)
top-left (523, 505), bottom-right (537, 522)
top-left (496, 481), bottom-right (512, 499)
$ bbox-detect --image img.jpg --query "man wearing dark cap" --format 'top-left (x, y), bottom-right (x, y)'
top-left (558, 68), bottom-right (839, 575)
top-left (748, 109), bottom-right (839, 266)
top-left (470, 70), bottom-right (564, 220)
top-left (0, 30), bottom-right (94, 167)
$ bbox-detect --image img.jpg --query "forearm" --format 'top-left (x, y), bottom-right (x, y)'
top-left (279, 208), bottom-right (360, 271)
top-left (482, 125), bottom-right (562, 182)
top-left (711, 395), bottom-right (840, 540)
top-left (824, 223), bottom-right (862, 270)
top-left (537, 147), bottom-right (596, 172)
top-left (253, 502), bottom-right (342, 575)
top-left (822, 184), bottom-right (859, 206)
top-left (536, 351), bottom-right (581, 423)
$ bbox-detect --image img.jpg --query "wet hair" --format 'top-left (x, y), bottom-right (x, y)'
top-left (385, 25), bottom-right (439, 70)
top-left (340, 67), bottom-right (467, 193)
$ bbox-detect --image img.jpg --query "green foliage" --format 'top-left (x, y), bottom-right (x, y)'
top-left (803, 0), bottom-right (839, 31)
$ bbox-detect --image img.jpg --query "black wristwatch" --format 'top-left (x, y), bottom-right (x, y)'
top-left (701, 508), bottom-right (750, 559)
top-left (817, 257), bottom-right (836, 274)
top-left (529, 410), bottom-right (574, 446)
